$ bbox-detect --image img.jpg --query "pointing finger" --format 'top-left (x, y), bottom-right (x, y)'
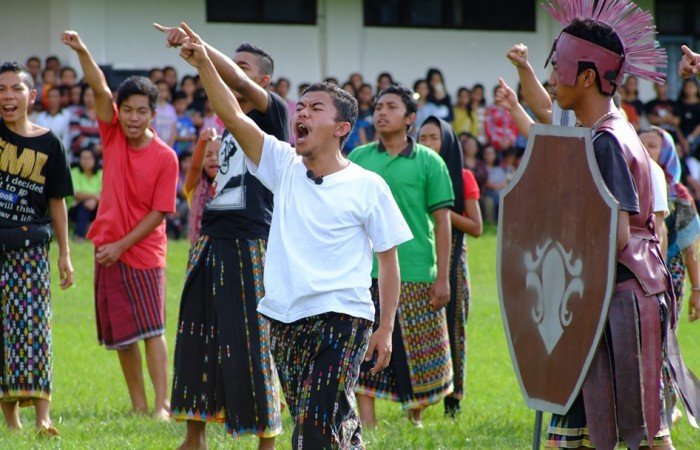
top-left (180, 22), bottom-right (197, 39)
top-left (681, 45), bottom-right (694, 60)
top-left (153, 23), bottom-right (170, 33)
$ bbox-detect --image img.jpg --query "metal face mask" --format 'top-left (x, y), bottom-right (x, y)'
top-left (545, 31), bottom-right (624, 95)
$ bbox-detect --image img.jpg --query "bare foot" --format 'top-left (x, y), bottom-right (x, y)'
top-left (176, 439), bottom-right (207, 450)
top-left (35, 424), bottom-right (60, 437)
top-left (407, 408), bottom-right (424, 428)
top-left (152, 408), bottom-right (170, 421)
top-left (259, 436), bottom-right (275, 450)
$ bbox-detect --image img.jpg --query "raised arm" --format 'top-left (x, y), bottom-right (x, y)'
top-left (185, 127), bottom-right (216, 193)
top-left (154, 23), bottom-right (270, 113)
top-left (507, 44), bottom-right (553, 124)
top-left (61, 31), bottom-right (114, 123)
top-left (495, 78), bottom-right (534, 139)
top-left (178, 23), bottom-right (265, 165)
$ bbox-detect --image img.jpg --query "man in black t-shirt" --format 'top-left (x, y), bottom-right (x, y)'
top-left (0, 61), bottom-right (73, 436)
top-left (155, 24), bottom-right (287, 450)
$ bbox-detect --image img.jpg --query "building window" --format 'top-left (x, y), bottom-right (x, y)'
top-left (364, 0), bottom-right (536, 31)
top-left (206, 0), bottom-right (316, 25)
top-left (656, 0), bottom-right (699, 37)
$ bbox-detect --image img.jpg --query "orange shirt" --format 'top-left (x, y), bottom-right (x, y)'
top-left (87, 105), bottom-right (178, 269)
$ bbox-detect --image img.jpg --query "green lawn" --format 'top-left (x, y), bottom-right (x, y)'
top-left (2, 228), bottom-right (699, 449)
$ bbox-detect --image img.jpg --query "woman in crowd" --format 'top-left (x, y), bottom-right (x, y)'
top-left (68, 147), bottom-right (102, 240)
top-left (426, 68), bottom-right (453, 122)
top-left (69, 84), bottom-right (101, 164)
top-left (419, 116), bottom-right (482, 417)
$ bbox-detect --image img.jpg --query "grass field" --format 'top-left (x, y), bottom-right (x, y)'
top-left (2, 227), bottom-right (699, 449)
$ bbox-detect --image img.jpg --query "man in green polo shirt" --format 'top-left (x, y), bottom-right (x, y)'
top-left (349, 84), bottom-right (454, 428)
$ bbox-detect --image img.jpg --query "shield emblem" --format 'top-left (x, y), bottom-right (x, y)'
top-left (497, 125), bottom-right (618, 415)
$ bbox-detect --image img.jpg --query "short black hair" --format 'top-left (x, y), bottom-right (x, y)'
top-left (60, 66), bottom-right (77, 79)
top-left (301, 82), bottom-right (358, 148)
top-left (45, 55), bottom-right (60, 65)
top-left (26, 56), bottom-right (40, 66)
top-left (172, 90), bottom-right (188, 102)
top-left (235, 43), bottom-right (274, 77)
top-left (116, 76), bottom-right (158, 111)
top-left (376, 84), bottom-right (418, 116)
top-left (0, 61), bottom-right (35, 90)
top-left (563, 18), bottom-right (624, 97)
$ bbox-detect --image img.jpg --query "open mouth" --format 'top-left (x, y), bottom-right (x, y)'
top-left (295, 123), bottom-right (310, 143)
top-left (1, 105), bottom-right (18, 113)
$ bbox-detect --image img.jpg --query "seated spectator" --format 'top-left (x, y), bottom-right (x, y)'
top-left (426, 67), bottom-right (454, 122)
top-left (39, 68), bottom-right (57, 111)
top-left (622, 75), bottom-right (645, 117)
top-left (172, 90), bottom-right (197, 155)
top-left (677, 78), bottom-right (700, 155)
top-left (414, 79), bottom-right (450, 133)
top-left (376, 71), bottom-right (394, 95)
top-left (69, 147), bottom-right (102, 239)
top-left (163, 65), bottom-right (178, 95)
top-left (619, 84), bottom-right (641, 131)
top-left (460, 132), bottom-right (488, 190)
top-left (646, 83), bottom-right (680, 142)
top-left (482, 145), bottom-right (515, 223)
top-left (59, 66), bottom-right (78, 87)
top-left (484, 84), bottom-right (518, 152)
top-left (69, 84), bottom-right (101, 164)
top-left (453, 87), bottom-right (478, 136)
top-left (275, 77), bottom-right (296, 141)
top-left (153, 80), bottom-right (178, 148)
top-left (469, 83), bottom-right (487, 144)
top-left (148, 67), bottom-right (164, 83)
top-left (200, 96), bottom-right (225, 136)
top-left (357, 83), bottom-right (375, 143)
top-left (34, 85), bottom-right (72, 151)
top-left (349, 72), bottom-right (363, 92)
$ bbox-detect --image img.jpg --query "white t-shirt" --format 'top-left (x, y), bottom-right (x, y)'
top-left (246, 134), bottom-right (413, 323)
top-left (650, 160), bottom-right (669, 217)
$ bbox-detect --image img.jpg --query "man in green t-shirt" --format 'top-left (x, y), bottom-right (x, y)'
top-left (349, 84), bottom-right (455, 427)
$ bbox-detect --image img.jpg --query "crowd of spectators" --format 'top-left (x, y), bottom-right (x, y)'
top-left (24, 54), bottom-right (700, 235)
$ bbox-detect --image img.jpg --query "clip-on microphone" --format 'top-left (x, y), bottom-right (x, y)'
top-left (306, 169), bottom-right (323, 185)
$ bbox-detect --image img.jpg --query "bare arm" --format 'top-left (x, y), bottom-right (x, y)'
top-left (494, 78), bottom-right (535, 139)
top-left (48, 198), bottom-right (74, 289)
top-left (450, 198), bottom-right (483, 237)
top-left (185, 127), bottom-right (216, 193)
top-left (61, 31), bottom-right (114, 123)
top-left (364, 247), bottom-right (401, 374)
top-left (429, 208), bottom-right (451, 311)
top-left (177, 23), bottom-right (265, 166)
top-left (684, 243), bottom-right (700, 322)
top-left (507, 44), bottom-right (553, 124)
top-left (654, 212), bottom-right (667, 258)
top-left (95, 210), bottom-right (167, 266)
top-left (154, 23), bottom-right (270, 113)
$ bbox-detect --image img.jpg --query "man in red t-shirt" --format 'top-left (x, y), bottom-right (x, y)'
top-left (62, 31), bottom-right (178, 419)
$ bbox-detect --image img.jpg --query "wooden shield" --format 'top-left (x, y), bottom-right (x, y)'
top-left (497, 125), bottom-right (618, 415)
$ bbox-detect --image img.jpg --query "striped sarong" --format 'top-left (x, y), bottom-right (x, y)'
top-left (94, 257), bottom-right (165, 349)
